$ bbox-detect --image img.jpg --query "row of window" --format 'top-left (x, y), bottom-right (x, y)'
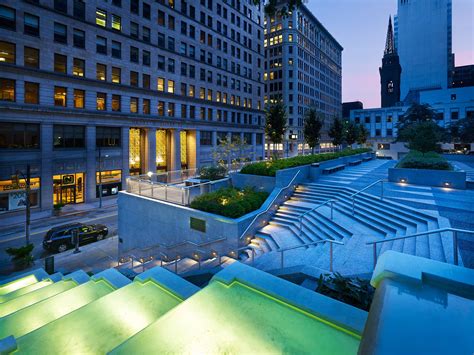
top-left (0, 122), bottom-right (263, 149)
top-left (0, 78), bottom-right (260, 125)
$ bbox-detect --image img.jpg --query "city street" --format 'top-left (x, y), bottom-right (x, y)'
top-left (0, 205), bottom-right (118, 274)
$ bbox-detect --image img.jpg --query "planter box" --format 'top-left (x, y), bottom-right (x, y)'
top-left (388, 168), bottom-right (467, 189)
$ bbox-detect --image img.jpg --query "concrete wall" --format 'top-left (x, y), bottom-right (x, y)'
top-left (231, 173), bottom-right (276, 193)
top-left (388, 168), bottom-right (466, 189)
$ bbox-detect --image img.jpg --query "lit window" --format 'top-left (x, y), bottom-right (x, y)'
top-left (96, 92), bottom-right (106, 110)
top-left (0, 78), bottom-right (15, 101)
top-left (167, 80), bottom-right (174, 94)
top-left (0, 41), bottom-right (15, 63)
top-left (96, 9), bottom-right (107, 27)
top-left (74, 89), bottom-right (85, 108)
top-left (54, 86), bottom-right (67, 107)
top-left (73, 58), bottom-right (85, 77)
top-left (111, 14), bottom-right (121, 31)
top-left (157, 77), bottom-right (164, 91)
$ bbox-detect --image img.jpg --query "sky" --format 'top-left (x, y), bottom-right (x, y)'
top-left (306, 0), bottom-right (474, 108)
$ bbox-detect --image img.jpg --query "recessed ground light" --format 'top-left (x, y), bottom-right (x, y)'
top-left (444, 182), bottom-right (451, 187)
top-left (399, 178), bottom-right (407, 183)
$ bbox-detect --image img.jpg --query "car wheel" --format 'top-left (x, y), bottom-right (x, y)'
top-left (57, 243), bottom-right (68, 253)
top-left (96, 233), bottom-right (104, 241)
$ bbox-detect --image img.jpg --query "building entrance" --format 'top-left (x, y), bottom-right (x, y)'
top-left (53, 173), bottom-right (85, 205)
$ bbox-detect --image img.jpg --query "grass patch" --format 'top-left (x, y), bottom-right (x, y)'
top-left (190, 187), bottom-right (269, 219)
top-left (240, 148), bottom-right (372, 176)
top-left (396, 151), bottom-right (452, 170)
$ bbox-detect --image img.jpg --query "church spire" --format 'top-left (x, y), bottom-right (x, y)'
top-left (384, 16), bottom-right (396, 55)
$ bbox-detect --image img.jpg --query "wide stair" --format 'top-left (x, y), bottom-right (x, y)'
top-left (245, 181), bottom-right (453, 273)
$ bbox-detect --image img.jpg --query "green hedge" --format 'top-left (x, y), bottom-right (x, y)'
top-left (240, 148), bottom-right (372, 176)
top-left (190, 187), bottom-right (269, 219)
top-left (396, 151), bottom-right (452, 170)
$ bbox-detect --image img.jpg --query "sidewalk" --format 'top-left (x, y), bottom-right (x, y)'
top-left (0, 197), bottom-right (117, 228)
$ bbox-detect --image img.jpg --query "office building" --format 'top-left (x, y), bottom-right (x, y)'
top-left (264, 2), bottom-right (343, 155)
top-left (0, 0), bottom-right (265, 213)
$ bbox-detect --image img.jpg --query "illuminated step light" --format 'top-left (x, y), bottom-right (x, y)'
top-left (399, 178), bottom-right (407, 184)
top-left (443, 181), bottom-right (451, 187)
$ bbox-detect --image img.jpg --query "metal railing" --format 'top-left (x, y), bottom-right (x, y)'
top-left (349, 179), bottom-right (386, 215)
top-left (366, 227), bottom-right (474, 269)
top-left (278, 239), bottom-right (344, 272)
top-left (239, 170), bottom-right (301, 241)
top-left (298, 199), bottom-right (337, 238)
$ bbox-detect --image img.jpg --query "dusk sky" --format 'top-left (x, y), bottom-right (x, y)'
top-left (306, 0), bottom-right (474, 108)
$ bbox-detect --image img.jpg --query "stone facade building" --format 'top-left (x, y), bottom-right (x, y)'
top-left (0, 0), bottom-right (265, 213)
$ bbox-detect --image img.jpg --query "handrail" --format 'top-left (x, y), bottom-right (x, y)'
top-left (278, 239), bottom-right (344, 271)
top-left (366, 227), bottom-right (474, 269)
top-left (298, 199), bottom-right (337, 237)
top-left (349, 178), bottom-right (386, 215)
top-left (239, 170), bottom-right (301, 241)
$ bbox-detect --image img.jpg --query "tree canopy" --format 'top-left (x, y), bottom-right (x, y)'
top-left (356, 124), bottom-right (368, 145)
top-left (265, 102), bottom-right (287, 156)
top-left (303, 108), bottom-right (324, 153)
top-left (328, 117), bottom-right (345, 147)
top-left (344, 121), bottom-right (358, 146)
top-left (449, 117), bottom-right (474, 144)
top-left (252, 0), bottom-right (302, 16)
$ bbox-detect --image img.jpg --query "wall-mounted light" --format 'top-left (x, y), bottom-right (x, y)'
top-left (147, 171), bottom-right (153, 177)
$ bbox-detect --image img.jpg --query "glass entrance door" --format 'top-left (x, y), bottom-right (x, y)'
top-left (62, 186), bottom-right (76, 204)
top-left (53, 173), bottom-right (85, 205)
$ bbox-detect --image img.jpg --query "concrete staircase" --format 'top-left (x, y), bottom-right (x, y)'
top-left (245, 181), bottom-right (453, 274)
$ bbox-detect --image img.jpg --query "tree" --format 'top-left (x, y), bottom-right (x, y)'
top-left (251, 0), bottom-right (302, 16)
top-left (265, 102), bottom-right (287, 158)
top-left (450, 117), bottom-right (474, 144)
top-left (344, 121), bottom-right (358, 146)
top-left (397, 121), bottom-right (446, 154)
top-left (357, 124), bottom-right (369, 146)
top-left (303, 108), bottom-right (324, 154)
top-left (212, 136), bottom-right (251, 170)
top-left (328, 117), bottom-right (344, 147)
top-left (397, 103), bottom-right (437, 130)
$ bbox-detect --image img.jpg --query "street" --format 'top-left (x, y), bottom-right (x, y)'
top-left (0, 205), bottom-right (118, 273)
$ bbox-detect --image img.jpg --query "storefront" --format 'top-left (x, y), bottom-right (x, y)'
top-left (53, 173), bottom-right (85, 205)
top-left (0, 178), bottom-right (40, 213)
top-left (96, 170), bottom-right (122, 197)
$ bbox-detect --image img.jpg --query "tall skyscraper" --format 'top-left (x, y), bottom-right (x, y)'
top-left (264, 2), bottom-right (342, 155)
top-left (0, 0), bottom-right (265, 213)
top-left (379, 17), bottom-right (402, 108)
top-left (395, 0), bottom-right (453, 100)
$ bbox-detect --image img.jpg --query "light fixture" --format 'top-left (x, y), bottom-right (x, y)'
top-left (147, 171), bottom-right (153, 177)
top-left (443, 182), bottom-right (451, 187)
top-left (399, 178), bottom-right (407, 183)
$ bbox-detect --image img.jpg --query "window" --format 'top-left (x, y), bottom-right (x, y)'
top-left (168, 37), bottom-right (175, 51)
top-left (142, 74), bottom-right (150, 89)
top-left (96, 92), bottom-right (106, 110)
top-left (158, 11), bottom-right (165, 26)
top-left (143, 3), bottom-right (151, 19)
top-left (96, 9), bottom-right (107, 27)
top-left (73, 29), bottom-right (85, 48)
top-left (54, 86), bottom-right (67, 106)
top-left (142, 27), bottom-right (150, 42)
top-left (54, 22), bottom-right (67, 44)
top-left (167, 58), bottom-right (175, 73)
top-left (73, 0), bottom-right (86, 20)
top-left (111, 15), bottom-right (121, 31)
top-left (188, 85), bottom-right (195, 97)
top-left (143, 50), bottom-right (150, 66)
top-left (157, 32), bottom-right (165, 47)
top-left (167, 80), bottom-right (175, 93)
top-left (130, 97), bottom-right (138, 113)
top-left (111, 41), bottom-right (121, 58)
top-left (112, 0), bottom-right (122, 6)
top-left (96, 64), bottom-right (106, 81)
top-left (24, 47), bottom-right (39, 68)
top-left (200, 131), bottom-right (212, 145)
top-left (181, 104), bottom-right (186, 118)
top-left (130, 71), bottom-right (139, 87)
top-left (0, 123), bottom-right (40, 149)
top-left (157, 55), bottom-right (165, 70)
top-left (74, 89), bottom-right (85, 108)
top-left (24, 13), bottom-right (39, 36)
top-left (53, 125), bottom-right (85, 148)
top-left (130, 46), bottom-right (139, 63)
top-left (24, 82), bottom-right (39, 104)
top-left (54, 0), bottom-right (68, 13)
top-left (158, 101), bottom-right (164, 116)
top-left (451, 110), bottom-right (459, 120)
top-left (54, 54), bottom-right (67, 74)
top-left (180, 83), bottom-right (187, 96)
top-left (0, 41), bottom-right (15, 63)
top-left (130, 22), bottom-right (139, 39)
top-left (0, 5), bottom-right (16, 31)
top-left (143, 99), bottom-right (150, 114)
top-left (157, 77), bottom-right (164, 91)
top-left (168, 15), bottom-right (175, 30)
top-left (73, 58), bottom-right (85, 77)
top-left (256, 133), bottom-right (263, 145)
top-left (96, 127), bottom-right (120, 147)
top-left (168, 102), bottom-right (175, 117)
top-left (111, 67), bottom-right (121, 84)
top-left (96, 36), bottom-right (107, 54)
top-left (375, 116), bottom-right (381, 123)
top-left (111, 95), bottom-right (121, 111)
top-left (189, 105), bottom-right (195, 119)
top-left (130, 0), bottom-right (139, 14)
top-left (0, 79), bottom-right (15, 101)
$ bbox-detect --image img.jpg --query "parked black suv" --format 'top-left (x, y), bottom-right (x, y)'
top-left (43, 223), bottom-right (108, 253)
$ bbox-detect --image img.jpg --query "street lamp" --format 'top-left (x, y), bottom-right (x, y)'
top-left (14, 164), bottom-right (31, 246)
top-left (98, 146), bottom-right (110, 209)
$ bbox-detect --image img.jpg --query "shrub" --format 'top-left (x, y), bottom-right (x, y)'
top-left (198, 165), bottom-right (227, 181)
top-left (316, 273), bottom-right (375, 311)
top-left (397, 151), bottom-right (452, 170)
top-left (190, 187), bottom-right (269, 219)
top-left (240, 148), bottom-right (372, 176)
top-left (6, 244), bottom-right (34, 268)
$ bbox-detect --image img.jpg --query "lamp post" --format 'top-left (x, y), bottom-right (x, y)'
top-left (14, 164), bottom-right (31, 246)
top-left (98, 147), bottom-right (110, 209)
